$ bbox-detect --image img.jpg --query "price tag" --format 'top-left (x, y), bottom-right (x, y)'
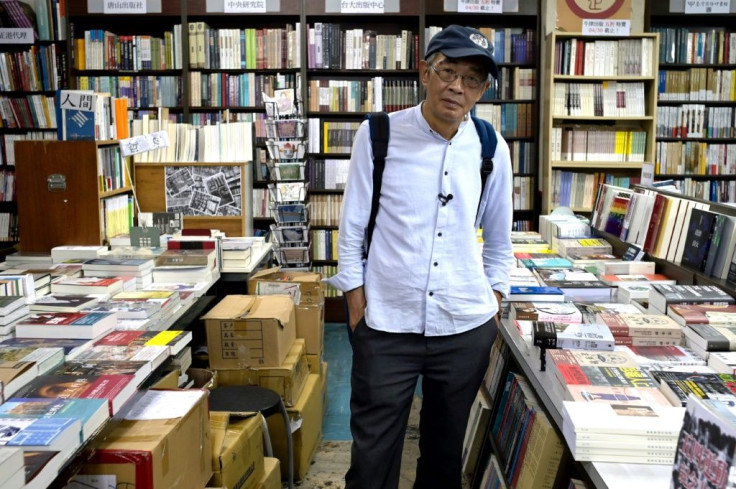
top-left (0, 28), bottom-right (33, 44)
top-left (59, 91), bottom-right (96, 112)
top-left (458, 0), bottom-right (502, 13)
top-left (340, 0), bottom-right (384, 14)
top-left (224, 0), bottom-right (267, 12)
top-left (103, 0), bottom-right (147, 14)
top-left (685, 0), bottom-right (731, 14)
top-left (582, 19), bottom-right (631, 36)
top-left (119, 131), bottom-right (170, 157)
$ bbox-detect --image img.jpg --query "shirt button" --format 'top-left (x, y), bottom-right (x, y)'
top-left (438, 232), bottom-right (442, 237)
top-left (444, 171), bottom-right (448, 175)
top-left (434, 262), bottom-right (438, 266)
top-left (429, 292), bottom-right (434, 297)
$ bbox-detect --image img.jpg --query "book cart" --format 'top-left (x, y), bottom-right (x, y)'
top-left (265, 94), bottom-right (311, 271)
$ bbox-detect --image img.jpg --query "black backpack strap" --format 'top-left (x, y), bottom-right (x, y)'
top-left (364, 111), bottom-right (389, 260)
top-left (471, 116), bottom-right (497, 216)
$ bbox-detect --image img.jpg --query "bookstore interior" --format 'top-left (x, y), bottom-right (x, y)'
top-left (2, 0), bottom-right (736, 488)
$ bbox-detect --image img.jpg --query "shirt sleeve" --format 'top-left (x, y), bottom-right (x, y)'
top-left (479, 133), bottom-right (514, 299)
top-left (325, 120), bottom-right (374, 292)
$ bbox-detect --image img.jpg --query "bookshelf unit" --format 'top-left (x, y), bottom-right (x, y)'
top-left (649, 2), bottom-right (736, 204)
top-left (0, 0), bottom-right (66, 254)
top-left (15, 139), bottom-right (133, 252)
top-left (541, 31), bottom-right (659, 214)
top-left (425, 0), bottom-right (540, 231)
top-left (65, 1), bottom-right (185, 117)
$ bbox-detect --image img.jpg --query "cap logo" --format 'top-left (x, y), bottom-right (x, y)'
top-left (469, 33), bottom-right (488, 49)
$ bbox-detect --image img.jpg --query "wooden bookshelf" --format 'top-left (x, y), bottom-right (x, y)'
top-left (648, 2), bottom-right (736, 203)
top-left (541, 31), bottom-right (660, 214)
top-left (15, 140), bottom-right (133, 252)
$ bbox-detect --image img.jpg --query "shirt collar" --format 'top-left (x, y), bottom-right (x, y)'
top-left (413, 102), bottom-right (470, 141)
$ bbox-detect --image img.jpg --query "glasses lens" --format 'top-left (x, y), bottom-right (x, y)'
top-left (464, 77), bottom-right (481, 89)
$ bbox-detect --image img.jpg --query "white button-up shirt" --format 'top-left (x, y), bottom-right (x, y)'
top-left (327, 103), bottom-right (514, 336)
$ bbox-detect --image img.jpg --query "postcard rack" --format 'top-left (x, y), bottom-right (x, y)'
top-left (264, 93), bottom-right (311, 270)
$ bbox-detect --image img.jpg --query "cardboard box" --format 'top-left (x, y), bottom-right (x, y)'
top-left (217, 339), bottom-right (309, 407)
top-left (150, 368), bottom-right (180, 389)
top-left (248, 267), bottom-right (324, 305)
top-left (81, 390), bottom-right (212, 489)
top-left (209, 412), bottom-right (264, 489)
top-left (295, 303), bottom-right (325, 355)
top-left (266, 372), bottom-right (325, 480)
top-left (305, 354), bottom-right (321, 374)
top-left (256, 458), bottom-right (280, 489)
top-left (187, 368), bottom-right (217, 389)
top-left (203, 295), bottom-right (296, 369)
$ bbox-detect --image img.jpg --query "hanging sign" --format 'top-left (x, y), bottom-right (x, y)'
top-left (103, 0), bottom-right (147, 14)
top-left (224, 0), bottom-right (267, 13)
top-left (458, 0), bottom-right (502, 13)
top-left (120, 131), bottom-right (170, 157)
top-left (0, 28), bottom-right (34, 44)
top-left (340, 0), bottom-right (384, 14)
top-left (685, 0), bottom-right (731, 14)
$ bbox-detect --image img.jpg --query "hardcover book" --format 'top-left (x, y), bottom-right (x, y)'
top-left (14, 312), bottom-right (116, 340)
top-left (532, 322), bottom-right (615, 350)
top-left (671, 396), bottom-right (736, 489)
top-left (0, 397), bottom-right (109, 442)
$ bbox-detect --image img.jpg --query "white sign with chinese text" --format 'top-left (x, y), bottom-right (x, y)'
top-left (685, 0), bottom-right (731, 14)
top-left (223, 0), bottom-right (267, 13)
top-left (0, 28), bottom-right (34, 44)
top-left (340, 0), bottom-right (385, 14)
top-left (120, 131), bottom-right (170, 157)
top-left (458, 0), bottom-right (502, 13)
top-left (59, 91), bottom-right (97, 112)
top-left (640, 162), bottom-right (654, 187)
top-left (582, 19), bottom-right (631, 37)
top-left (103, 0), bottom-right (147, 14)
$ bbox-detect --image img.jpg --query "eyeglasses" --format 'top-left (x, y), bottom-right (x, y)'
top-left (430, 65), bottom-right (487, 90)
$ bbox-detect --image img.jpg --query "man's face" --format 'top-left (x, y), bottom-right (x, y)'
top-left (420, 54), bottom-right (489, 128)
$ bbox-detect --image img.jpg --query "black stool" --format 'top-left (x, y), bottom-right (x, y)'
top-left (209, 385), bottom-right (294, 489)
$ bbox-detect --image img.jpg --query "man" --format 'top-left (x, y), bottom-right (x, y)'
top-left (327, 25), bottom-right (514, 489)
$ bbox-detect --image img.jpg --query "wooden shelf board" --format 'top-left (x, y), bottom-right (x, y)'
top-left (550, 161), bottom-right (644, 169)
top-left (553, 115), bottom-right (654, 121)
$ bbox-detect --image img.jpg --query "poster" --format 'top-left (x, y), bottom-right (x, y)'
top-left (556, 0), bottom-right (631, 32)
top-left (164, 166), bottom-right (242, 217)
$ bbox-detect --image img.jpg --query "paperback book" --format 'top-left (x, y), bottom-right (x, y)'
top-left (649, 284), bottom-right (735, 314)
top-left (531, 322), bottom-right (615, 350)
top-left (508, 302), bottom-right (582, 323)
top-left (14, 312), bottom-right (116, 339)
top-left (650, 371), bottom-right (736, 407)
top-left (0, 397), bottom-right (109, 442)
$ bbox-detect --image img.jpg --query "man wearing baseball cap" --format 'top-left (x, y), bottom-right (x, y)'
top-left (328, 25), bottom-right (513, 489)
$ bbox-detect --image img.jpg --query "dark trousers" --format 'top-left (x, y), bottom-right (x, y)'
top-left (345, 317), bottom-right (496, 489)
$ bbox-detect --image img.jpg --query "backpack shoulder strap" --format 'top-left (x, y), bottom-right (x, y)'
top-left (471, 116), bottom-right (497, 217)
top-left (364, 111), bottom-right (389, 260)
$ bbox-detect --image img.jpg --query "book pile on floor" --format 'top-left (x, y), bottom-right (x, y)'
top-left (470, 205), bottom-right (736, 488)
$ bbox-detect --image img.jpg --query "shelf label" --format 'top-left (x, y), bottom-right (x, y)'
top-left (103, 0), bottom-right (147, 14)
top-left (0, 28), bottom-right (34, 44)
top-left (340, 1), bottom-right (384, 13)
top-left (582, 19), bottom-right (631, 36)
top-left (684, 0), bottom-right (731, 14)
top-left (59, 91), bottom-right (96, 112)
top-left (120, 131), bottom-right (170, 157)
top-left (641, 162), bottom-right (654, 187)
top-left (224, 0), bottom-right (267, 12)
top-left (458, 0), bottom-right (502, 13)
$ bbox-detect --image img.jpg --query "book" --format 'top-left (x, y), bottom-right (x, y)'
top-left (14, 312), bottom-right (116, 340)
top-left (649, 284), bottom-right (735, 314)
top-left (531, 322), bottom-right (615, 350)
top-left (22, 450), bottom-right (64, 489)
top-left (533, 268), bottom-right (612, 301)
top-left (667, 304), bottom-right (736, 326)
top-left (85, 300), bottom-right (162, 319)
top-left (574, 302), bottom-right (643, 323)
top-left (0, 362), bottom-right (38, 402)
top-left (81, 258), bottom-right (154, 273)
top-left (0, 347), bottom-right (63, 375)
top-left (0, 338), bottom-right (93, 360)
top-left (595, 260), bottom-right (655, 276)
top-left (595, 313), bottom-right (682, 338)
top-left (0, 398), bottom-right (109, 442)
top-left (0, 447), bottom-right (23, 488)
top-left (707, 352), bottom-right (736, 375)
top-left (93, 329), bottom-right (192, 356)
top-left (14, 373), bottom-right (138, 415)
top-left (0, 417), bottom-right (81, 454)
top-left (0, 297), bottom-right (26, 316)
top-left (671, 396), bottom-right (736, 489)
top-left (599, 274), bottom-right (676, 286)
top-left (547, 349), bottom-right (657, 389)
top-left (508, 286), bottom-right (565, 302)
top-left (518, 257), bottom-right (573, 270)
top-left (623, 345), bottom-right (706, 371)
top-left (616, 283), bottom-right (653, 303)
top-left (508, 302), bottom-right (582, 323)
top-left (650, 371), bottom-right (736, 407)
top-left (562, 399), bottom-right (685, 437)
top-left (29, 295), bottom-right (101, 313)
top-left (565, 385), bottom-right (673, 408)
top-left (682, 323), bottom-right (736, 352)
top-left (49, 277), bottom-right (125, 296)
top-left (680, 208), bottom-right (718, 272)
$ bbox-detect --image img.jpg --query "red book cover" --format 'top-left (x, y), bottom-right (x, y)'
top-left (81, 374), bottom-right (135, 410)
top-left (166, 240), bottom-right (216, 250)
top-left (642, 194), bottom-right (667, 253)
top-left (668, 304), bottom-right (736, 325)
top-left (94, 330), bottom-right (145, 347)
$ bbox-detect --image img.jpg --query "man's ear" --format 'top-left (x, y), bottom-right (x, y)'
top-left (419, 59), bottom-right (430, 86)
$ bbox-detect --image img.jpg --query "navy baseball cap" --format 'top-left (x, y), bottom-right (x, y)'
top-left (425, 25), bottom-right (499, 79)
